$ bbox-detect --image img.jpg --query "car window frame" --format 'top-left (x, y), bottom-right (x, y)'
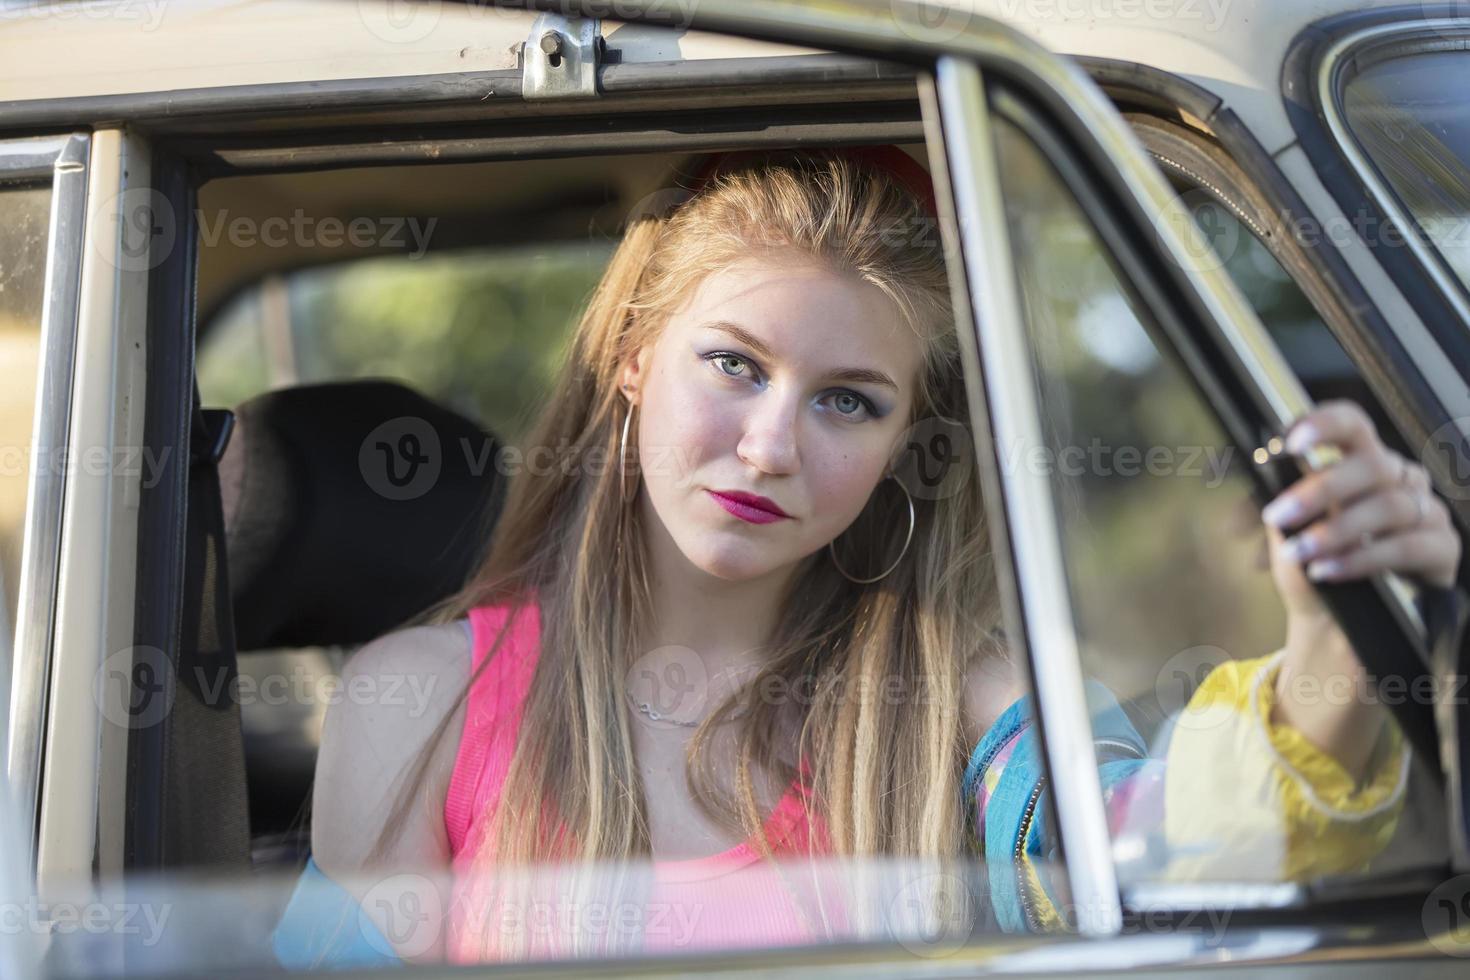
top-left (1124, 113), bottom-right (1432, 504)
top-left (31, 128), bottom-right (156, 893)
top-left (980, 79), bottom-right (1457, 907)
top-left (2, 0), bottom-right (1462, 970)
top-left (1087, 55), bottom-right (1470, 536)
top-left (1, 131), bottom-right (89, 882)
top-left (1324, 20), bottom-right (1470, 315)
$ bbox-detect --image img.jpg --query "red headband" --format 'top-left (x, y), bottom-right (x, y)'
top-left (685, 144), bottom-right (939, 221)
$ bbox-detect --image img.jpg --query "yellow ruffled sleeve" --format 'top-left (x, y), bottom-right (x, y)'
top-left (1159, 651), bottom-right (1409, 882)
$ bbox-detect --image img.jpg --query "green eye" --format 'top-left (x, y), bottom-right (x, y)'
top-left (715, 354), bottom-right (747, 377)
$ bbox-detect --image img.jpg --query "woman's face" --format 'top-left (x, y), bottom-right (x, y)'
top-left (621, 253), bottom-right (925, 583)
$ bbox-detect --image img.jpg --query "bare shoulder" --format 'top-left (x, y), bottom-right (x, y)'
top-left (310, 619), bottom-right (473, 877)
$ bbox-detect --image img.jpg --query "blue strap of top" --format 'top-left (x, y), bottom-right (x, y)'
top-left (271, 856), bottom-right (403, 970)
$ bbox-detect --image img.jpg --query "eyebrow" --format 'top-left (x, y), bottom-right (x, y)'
top-left (702, 320), bottom-right (900, 392)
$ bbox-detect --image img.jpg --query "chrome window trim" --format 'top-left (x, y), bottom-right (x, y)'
top-left (201, 114), bottom-right (925, 171)
top-left (1316, 19), bottom-right (1470, 333)
top-left (35, 128), bottom-right (150, 888)
top-left (1123, 880), bottom-right (1305, 912)
top-left (3, 132), bottom-right (90, 880)
top-left (0, 135), bottom-right (72, 180)
top-left (930, 56), bottom-right (1121, 938)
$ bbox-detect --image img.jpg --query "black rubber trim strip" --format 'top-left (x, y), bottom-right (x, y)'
top-left (181, 100), bottom-right (924, 174)
top-left (599, 52), bottom-right (917, 89)
top-left (0, 54), bottom-right (916, 137)
top-left (125, 150), bottom-right (198, 871)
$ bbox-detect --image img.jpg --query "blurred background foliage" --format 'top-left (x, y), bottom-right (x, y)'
top-left (199, 239), bottom-right (615, 446)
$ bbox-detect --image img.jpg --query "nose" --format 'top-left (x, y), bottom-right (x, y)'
top-left (736, 390), bottom-right (801, 476)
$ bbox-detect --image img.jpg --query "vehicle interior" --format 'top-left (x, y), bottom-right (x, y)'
top-left (187, 117), bottom-right (1431, 883)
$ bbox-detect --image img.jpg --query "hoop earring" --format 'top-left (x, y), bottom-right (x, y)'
top-left (828, 474), bottom-right (915, 584)
top-left (618, 402), bottom-right (637, 504)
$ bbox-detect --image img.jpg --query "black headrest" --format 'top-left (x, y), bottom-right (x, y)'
top-left (218, 380), bottom-right (504, 651)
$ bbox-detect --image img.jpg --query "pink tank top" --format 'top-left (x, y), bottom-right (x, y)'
top-left (442, 601), bottom-right (841, 964)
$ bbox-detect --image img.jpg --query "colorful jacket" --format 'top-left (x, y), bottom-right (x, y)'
top-left (963, 650), bottom-right (1408, 932)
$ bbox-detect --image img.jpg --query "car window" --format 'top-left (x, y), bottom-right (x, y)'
top-left (113, 142), bottom-right (1061, 975)
top-left (1135, 117), bottom-right (1424, 494)
top-left (0, 183), bottom-right (53, 701)
top-left (1183, 198), bottom-right (1355, 376)
top-left (1129, 115), bottom-right (1374, 409)
top-left (992, 113), bottom-right (1448, 888)
top-left (1341, 47), bottom-right (1470, 297)
top-left (198, 241), bottom-right (614, 445)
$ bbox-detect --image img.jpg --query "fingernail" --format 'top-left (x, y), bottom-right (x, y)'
top-left (1285, 424), bottom-right (1318, 456)
top-left (1262, 496), bottom-right (1303, 529)
top-left (1307, 558), bottom-right (1343, 581)
top-left (1281, 535), bottom-right (1315, 563)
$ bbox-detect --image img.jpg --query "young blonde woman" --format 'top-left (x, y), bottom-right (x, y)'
top-left (271, 146), bottom-right (1463, 967)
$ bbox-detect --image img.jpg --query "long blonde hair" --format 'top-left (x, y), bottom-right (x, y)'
top-left (375, 148), bottom-right (1005, 951)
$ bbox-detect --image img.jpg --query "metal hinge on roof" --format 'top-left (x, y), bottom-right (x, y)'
top-left (521, 13), bottom-right (602, 100)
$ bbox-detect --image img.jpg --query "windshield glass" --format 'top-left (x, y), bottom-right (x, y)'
top-left (1341, 47), bottom-right (1470, 296)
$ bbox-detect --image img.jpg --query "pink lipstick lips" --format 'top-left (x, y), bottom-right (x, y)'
top-left (707, 489), bottom-right (791, 525)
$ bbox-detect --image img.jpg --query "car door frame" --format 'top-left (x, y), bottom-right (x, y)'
top-left (2, 0), bottom-right (1462, 969)
top-left (1083, 55), bottom-right (1470, 537)
top-left (2, 130), bottom-right (89, 881)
